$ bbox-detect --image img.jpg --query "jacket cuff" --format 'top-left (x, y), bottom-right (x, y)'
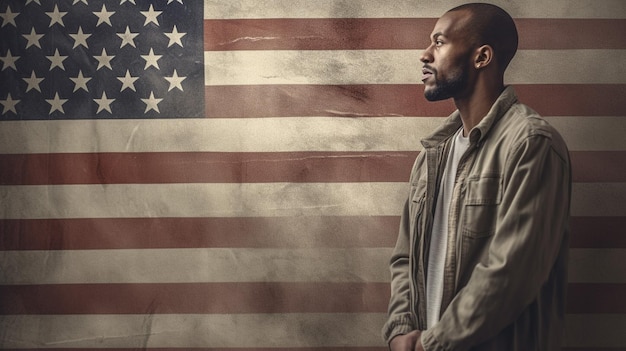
top-left (382, 313), bottom-right (416, 345)
top-left (421, 328), bottom-right (452, 351)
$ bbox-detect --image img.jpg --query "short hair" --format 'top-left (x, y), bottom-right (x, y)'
top-left (448, 3), bottom-right (519, 70)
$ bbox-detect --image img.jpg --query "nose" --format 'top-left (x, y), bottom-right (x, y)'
top-left (420, 43), bottom-right (433, 64)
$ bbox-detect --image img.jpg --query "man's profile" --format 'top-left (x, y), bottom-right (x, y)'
top-left (382, 3), bottom-right (571, 350)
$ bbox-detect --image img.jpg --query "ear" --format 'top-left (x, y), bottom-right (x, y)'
top-left (474, 45), bottom-right (494, 69)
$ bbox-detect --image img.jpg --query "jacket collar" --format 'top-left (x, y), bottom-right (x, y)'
top-left (421, 86), bottom-right (518, 149)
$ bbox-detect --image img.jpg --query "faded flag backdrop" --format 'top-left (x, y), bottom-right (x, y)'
top-left (1, 0), bottom-right (625, 349)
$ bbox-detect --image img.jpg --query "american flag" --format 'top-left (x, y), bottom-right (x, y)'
top-left (1, 0), bottom-right (625, 349)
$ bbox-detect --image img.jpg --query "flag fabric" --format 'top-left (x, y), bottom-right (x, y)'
top-left (1, 0), bottom-right (625, 349)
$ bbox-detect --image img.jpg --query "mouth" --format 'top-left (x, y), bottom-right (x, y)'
top-left (421, 67), bottom-right (434, 83)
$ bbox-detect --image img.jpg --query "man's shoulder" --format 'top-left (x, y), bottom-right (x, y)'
top-left (500, 101), bottom-right (569, 158)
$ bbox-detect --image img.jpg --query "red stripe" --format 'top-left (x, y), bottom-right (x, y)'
top-left (0, 216), bottom-right (399, 250)
top-left (204, 18), bottom-right (626, 50)
top-left (569, 217), bottom-right (626, 249)
top-left (1, 283), bottom-right (622, 314)
top-left (205, 84), bottom-right (626, 118)
top-left (0, 151), bottom-right (416, 185)
top-left (570, 151), bottom-right (626, 183)
top-left (1, 150), bottom-right (623, 185)
top-left (0, 282), bottom-right (389, 314)
top-left (567, 283), bottom-right (626, 314)
top-left (1, 216), bottom-right (622, 251)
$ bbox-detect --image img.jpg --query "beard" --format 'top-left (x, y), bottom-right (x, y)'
top-left (424, 65), bottom-right (469, 101)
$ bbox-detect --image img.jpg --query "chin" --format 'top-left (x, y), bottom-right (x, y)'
top-left (424, 88), bottom-right (452, 102)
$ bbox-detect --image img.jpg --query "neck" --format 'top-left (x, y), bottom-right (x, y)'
top-left (454, 76), bottom-right (504, 136)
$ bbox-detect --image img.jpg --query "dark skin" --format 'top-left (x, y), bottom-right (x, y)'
top-left (390, 8), bottom-right (506, 351)
top-left (420, 9), bottom-right (505, 136)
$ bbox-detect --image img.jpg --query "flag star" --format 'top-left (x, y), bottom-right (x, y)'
top-left (140, 4), bottom-right (162, 26)
top-left (117, 70), bottom-right (139, 92)
top-left (46, 92), bottom-right (68, 114)
top-left (141, 48), bottom-right (161, 69)
top-left (165, 69), bottom-right (186, 91)
top-left (23, 28), bottom-right (44, 49)
top-left (73, 0), bottom-right (89, 4)
top-left (46, 4), bottom-right (67, 27)
top-left (0, 6), bottom-right (19, 28)
top-left (1, 93), bottom-right (19, 115)
top-left (26, 0), bottom-right (41, 5)
top-left (70, 70), bottom-right (91, 92)
top-left (94, 91), bottom-right (115, 113)
top-left (168, 0), bottom-right (184, 4)
top-left (120, 0), bottom-right (136, 4)
top-left (141, 91), bottom-right (162, 113)
top-left (70, 27), bottom-right (91, 49)
top-left (165, 25), bottom-right (186, 48)
top-left (94, 48), bottom-right (114, 70)
top-left (46, 49), bottom-right (67, 70)
top-left (117, 26), bottom-right (139, 48)
top-left (1, 50), bottom-right (20, 71)
top-left (94, 4), bottom-right (114, 27)
top-left (23, 71), bottom-right (44, 92)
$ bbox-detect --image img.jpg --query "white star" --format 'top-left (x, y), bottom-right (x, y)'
top-left (120, 0), bottom-right (136, 4)
top-left (23, 27), bottom-right (44, 49)
top-left (94, 91), bottom-right (115, 113)
top-left (93, 4), bottom-right (114, 27)
top-left (46, 49), bottom-right (67, 70)
top-left (23, 71), bottom-right (44, 92)
top-left (141, 48), bottom-right (161, 69)
top-left (73, 0), bottom-right (89, 4)
top-left (70, 26), bottom-right (91, 49)
top-left (140, 4), bottom-right (161, 26)
top-left (164, 25), bottom-right (186, 48)
top-left (165, 69), bottom-right (186, 92)
top-left (0, 6), bottom-right (19, 28)
top-left (70, 70), bottom-right (91, 92)
top-left (1, 50), bottom-right (20, 71)
top-left (117, 26), bottom-right (139, 48)
top-left (168, 0), bottom-right (183, 4)
top-left (46, 4), bottom-right (67, 27)
top-left (46, 92), bottom-right (68, 114)
top-left (141, 91), bottom-right (162, 113)
top-left (0, 93), bottom-right (19, 115)
top-left (26, 0), bottom-right (41, 5)
top-left (117, 70), bottom-right (139, 92)
top-left (94, 48), bottom-right (114, 70)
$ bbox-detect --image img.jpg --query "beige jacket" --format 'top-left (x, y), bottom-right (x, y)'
top-left (382, 86), bottom-right (571, 350)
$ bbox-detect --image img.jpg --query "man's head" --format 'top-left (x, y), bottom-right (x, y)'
top-left (420, 3), bottom-right (518, 101)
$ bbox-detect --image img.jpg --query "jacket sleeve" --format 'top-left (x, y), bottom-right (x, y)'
top-left (421, 132), bottom-right (571, 350)
top-left (381, 156), bottom-right (424, 344)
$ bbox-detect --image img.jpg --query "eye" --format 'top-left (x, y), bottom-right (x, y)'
top-left (435, 39), bottom-right (444, 47)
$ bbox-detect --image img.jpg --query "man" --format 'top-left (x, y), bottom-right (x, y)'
top-left (382, 3), bottom-right (571, 351)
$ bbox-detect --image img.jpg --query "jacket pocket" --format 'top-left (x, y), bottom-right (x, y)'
top-left (462, 174), bottom-right (502, 238)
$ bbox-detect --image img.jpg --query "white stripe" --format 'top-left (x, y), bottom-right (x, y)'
top-left (1, 117), bottom-right (624, 154)
top-left (203, 0), bottom-right (626, 19)
top-left (0, 182), bottom-right (406, 219)
top-left (0, 248), bottom-right (392, 284)
top-left (0, 313), bottom-right (624, 348)
top-left (204, 50), bottom-right (626, 85)
top-left (1, 247), bottom-right (623, 285)
top-left (0, 182), bottom-right (624, 219)
top-left (0, 313), bottom-right (387, 348)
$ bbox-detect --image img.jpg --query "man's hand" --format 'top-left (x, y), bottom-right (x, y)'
top-left (389, 330), bottom-right (421, 351)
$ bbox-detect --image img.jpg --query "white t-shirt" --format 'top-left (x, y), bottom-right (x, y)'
top-left (425, 128), bottom-right (470, 329)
